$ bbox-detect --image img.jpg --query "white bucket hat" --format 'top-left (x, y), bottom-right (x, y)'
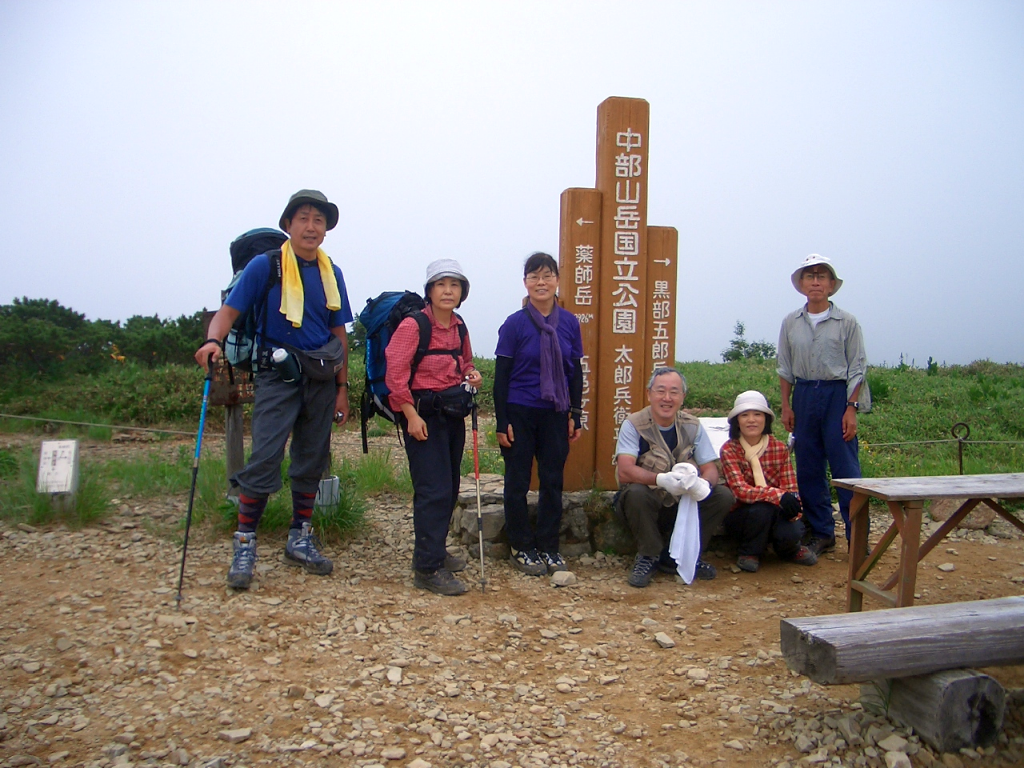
top-left (728, 390), bottom-right (776, 421)
top-left (790, 254), bottom-right (842, 295)
top-left (424, 258), bottom-right (470, 304)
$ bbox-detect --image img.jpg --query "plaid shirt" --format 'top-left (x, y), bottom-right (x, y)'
top-left (385, 304), bottom-right (475, 410)
top-left (720, 435), bottom-right (798, 507)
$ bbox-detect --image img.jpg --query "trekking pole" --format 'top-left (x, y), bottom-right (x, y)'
top-left (176, 356), bottom-right (214, 609)
top-left (471, 398), bottom-right (486, 593)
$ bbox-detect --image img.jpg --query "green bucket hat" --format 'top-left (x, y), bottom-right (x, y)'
top-left (279, 189), bottom-right (339, 231)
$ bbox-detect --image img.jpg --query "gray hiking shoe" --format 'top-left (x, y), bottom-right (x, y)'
top-left (414, 568), bottom-right (468, 596)
top-left (227, 531), bottom-right (257, 589)
top-left (628, 554), bottom-right (658, 588)
top-left (284, 522), bottom-right (333, 576)
top-left (444, 552), bottom-right (468, 572)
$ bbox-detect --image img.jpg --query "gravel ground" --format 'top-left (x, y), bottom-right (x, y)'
top-left (2, 433), bottom-right (1023, 768)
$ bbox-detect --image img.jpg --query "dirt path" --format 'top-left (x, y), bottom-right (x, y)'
top-left (1, 433), bottom-right (1023, 768)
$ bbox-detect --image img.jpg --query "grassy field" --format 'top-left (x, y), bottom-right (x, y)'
top-left (2, 358), bottom-right (1022, 530)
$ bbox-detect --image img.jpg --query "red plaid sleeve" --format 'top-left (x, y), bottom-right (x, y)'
top-left (769, 437), bottom-right (799, 495)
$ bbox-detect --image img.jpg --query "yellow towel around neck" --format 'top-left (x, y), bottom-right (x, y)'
top-left (279, 240), bottom-right (342, 327)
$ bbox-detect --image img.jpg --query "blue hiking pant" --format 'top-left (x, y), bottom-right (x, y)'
top-left (792, 379), bottom-right (861, 541)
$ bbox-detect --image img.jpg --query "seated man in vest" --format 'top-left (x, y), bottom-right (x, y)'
top-left (615, 367), bottom-right (734, 587)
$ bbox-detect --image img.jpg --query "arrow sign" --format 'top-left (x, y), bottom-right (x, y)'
top-left (653, 258), bottom-right (671, 266)
top-left (576, 217), bottom-right (594, 226)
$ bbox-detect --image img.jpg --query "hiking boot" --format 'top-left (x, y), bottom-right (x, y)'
top-left (444, 552), bottom-right (468, 572)
top-left (628, 554), bottom-right (659, 588)
top-left (695, 559), bottom-right (717, 581)
top-left (539, 551), bottom-right (568, 574)
top-left (284, 522), bottom-right (333, 576)
top-left (788, 545), bottom-right (819, 566)
top-left (510, 547), bottom-right (547, 576)
top-left (227, 531), bottom-right (257, 589)
top-left (414, 568), bottom-right (468, 596)
top-left (806, 536), bottom-right (836, 557)
top-left (737, 555), bottom-right (760, 573)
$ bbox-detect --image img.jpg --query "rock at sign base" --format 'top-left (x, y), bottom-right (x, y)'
top-left (551, 571), bottom-right (577, 587)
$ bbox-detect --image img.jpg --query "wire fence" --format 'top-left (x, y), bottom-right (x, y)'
top-left (3, 413), bottom-right (1021, 474)
top-left (0, 413), bottom-right (198, 437)
top-left (865, 423), bottom-right (1024, 475)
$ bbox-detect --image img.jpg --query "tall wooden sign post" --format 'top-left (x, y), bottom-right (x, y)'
top-left (558, 97), bottom-right (677, 491)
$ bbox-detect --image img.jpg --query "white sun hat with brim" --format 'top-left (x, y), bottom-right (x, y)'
top-left (728, 390), bottom-right (776, 421)
top-left (790, 253), bottom-right (843, 295)
top-left (424, 258), bottom-right (470, 304)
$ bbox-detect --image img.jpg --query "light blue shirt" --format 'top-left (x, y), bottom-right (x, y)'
top-left (777, 302), bottom-right (870, 406)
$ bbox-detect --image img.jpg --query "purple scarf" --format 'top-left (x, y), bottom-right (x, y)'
top-left (526, 302), bottom-right (570, 412)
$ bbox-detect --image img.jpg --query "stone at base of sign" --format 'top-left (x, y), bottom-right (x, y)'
top-left (453, 487), bottom-right (620, 559)
top-left (467, 541), bottom-right (510, 561)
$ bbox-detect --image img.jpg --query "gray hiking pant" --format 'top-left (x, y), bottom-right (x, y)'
top-left (231, 369), bottom-right (336, 498)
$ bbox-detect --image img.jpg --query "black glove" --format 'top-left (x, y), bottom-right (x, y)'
top-left (780, 492), bottom-right (802, 520)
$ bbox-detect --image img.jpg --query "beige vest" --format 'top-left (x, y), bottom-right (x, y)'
top-left (617, 406), bottom-right (700, 503)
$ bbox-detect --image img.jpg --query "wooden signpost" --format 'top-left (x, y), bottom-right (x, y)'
top-left (558, 97), bottom-right (678, 491)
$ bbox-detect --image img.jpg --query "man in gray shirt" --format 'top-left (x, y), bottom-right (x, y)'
top-left (777, 254), bottom-right (869, 556)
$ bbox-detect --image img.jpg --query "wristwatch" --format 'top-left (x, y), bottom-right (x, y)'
top-left (846, 401), bottom-right (859, 411)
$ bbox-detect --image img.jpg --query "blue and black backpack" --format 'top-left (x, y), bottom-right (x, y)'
top-left (221, 228), bottom-right (289, 372)
top-left (357, 291), bottom-right (466, 452)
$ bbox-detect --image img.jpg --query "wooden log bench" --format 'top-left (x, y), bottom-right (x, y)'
top-left (781, 597), bottom-right (1024, 752)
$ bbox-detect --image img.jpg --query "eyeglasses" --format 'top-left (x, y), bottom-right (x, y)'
top-left (650, 387), bottom-right (684, 397)
top-left (802, 270), bottom-right (833, 282)
top-left (525, 272), bottom-right (557, 284)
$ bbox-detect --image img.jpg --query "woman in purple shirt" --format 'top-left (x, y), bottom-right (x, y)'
top-left (494, 253), bottom-right (584, 576)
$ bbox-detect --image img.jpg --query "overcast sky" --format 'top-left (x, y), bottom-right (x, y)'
top-left (2, 1), bottom-right (1022, 366)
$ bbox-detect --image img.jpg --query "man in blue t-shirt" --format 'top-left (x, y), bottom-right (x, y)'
top-left (196, 190), bottom-right (353, 589)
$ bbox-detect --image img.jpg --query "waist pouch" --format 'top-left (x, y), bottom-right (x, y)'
top-left (414, 385), bottom-right (474, 419)
top-left (289, 336), bottom-right (346, 382)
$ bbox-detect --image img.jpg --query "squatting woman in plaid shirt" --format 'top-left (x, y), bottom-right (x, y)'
top-left (719, 391), bottom-right (819, 574)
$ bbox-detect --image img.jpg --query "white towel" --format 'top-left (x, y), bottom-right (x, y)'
top-left (668, 493), bottom-right (701, 584)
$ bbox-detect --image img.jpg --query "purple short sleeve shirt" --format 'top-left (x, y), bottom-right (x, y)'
top-left (495, 306), bottom-right (583, 409)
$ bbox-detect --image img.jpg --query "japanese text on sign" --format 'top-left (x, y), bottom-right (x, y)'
top-left (610, 128), bottom-right (644, 431)
top-left (651, 279), bottom-right (671, 367)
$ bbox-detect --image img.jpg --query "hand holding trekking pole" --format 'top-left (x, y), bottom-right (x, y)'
top-left (176, 355), bottom-right (215, 608)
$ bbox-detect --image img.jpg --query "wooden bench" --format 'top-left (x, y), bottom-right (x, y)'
top-left (781, 597), bottom-right (1024, 752)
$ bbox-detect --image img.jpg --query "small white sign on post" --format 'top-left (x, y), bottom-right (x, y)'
top-left (37, 440), bottom-right (80, 495)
